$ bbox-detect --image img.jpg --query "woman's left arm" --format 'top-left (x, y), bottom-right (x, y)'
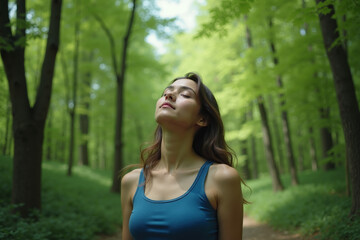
top-left (215, 165), bottom-right (244, 240)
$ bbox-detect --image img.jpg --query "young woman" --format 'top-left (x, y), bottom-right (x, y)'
top-left (121, 72), bottom-right (244, 240)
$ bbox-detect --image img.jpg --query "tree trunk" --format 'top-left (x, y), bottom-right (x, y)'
top-left (257, 96), bottom-right (284, 191)
top-left (114, 0), bottom-right (138, 193)
top-left (268, 18), bottom-right (299, 186)
top-left (2, 95), bottom-right (11, 155)
top-left (67, 109), bottom-right (76, 175)
top-left (297, 130), bottom-right (304, 171)
top-left (244, 15), bottom-right (282, 188)
top-left (301, 0), bottom-right (321, 173)
top-left (315, 0), bottom-right (360, 217)
top-left (79, 111), bottom-right (90, 166)
top-left (0, 0), bottom-right (62, 217)
top-left (319, 107), bottom-right (335, 170)
top-left (45, 109), bottom-right (52, 161)
top-left (93, 0), bottom-right (137, 192)
top-left (79, 52), bottom-right (93, 166)
top-left (267, 95), bottom-right (285, 173)
top-left (59, 114), bottom-right (67, 163)
top-left (240, 113), bottom-right (251, 180)
top-left (308, 127), bottom-right (318, 171)
top-left (67, 3), bottom-right (81, 176)
top-left (241, 140), bottom-right (251, 180)
top-left (248, 102), bottom-right (258, 179)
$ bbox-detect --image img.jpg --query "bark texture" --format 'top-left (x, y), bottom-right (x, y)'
top-left (316, 0), bottom-right (360, 217)
top-left (0, 0), bottom-right (62, 217)
top-left (258, 97), bottom-right (284, 191)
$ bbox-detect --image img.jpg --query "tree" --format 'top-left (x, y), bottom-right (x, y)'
top-left (94, 0), bottom-right (137, 192)
top-left (67, 0), bottom-right (81, 176)
top-left (78, 51), bottom-right (94, 166)
top-left (315, 0), bottom-right (360, 217)
top-left (0, 0), bottom-right (62, 216)
top-left (268, 17), bottom-right (299, 185)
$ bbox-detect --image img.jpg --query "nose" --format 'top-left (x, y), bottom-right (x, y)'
top-left (165, 92), bottom-right (175, 101)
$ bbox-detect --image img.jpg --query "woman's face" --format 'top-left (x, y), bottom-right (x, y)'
top-left (155, 79), bottom-right (205, 130)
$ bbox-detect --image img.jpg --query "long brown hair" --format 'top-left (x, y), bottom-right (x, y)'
top-left (140, 72), bottom-right (236, 182)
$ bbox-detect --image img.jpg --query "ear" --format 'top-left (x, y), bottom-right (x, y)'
top-left (196, 117), bottom-right (208, 127)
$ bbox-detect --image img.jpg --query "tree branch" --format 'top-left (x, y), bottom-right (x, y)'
top-left (33, 0), bottom-right (62, 119)
top-left (0, 0), bottom-right (12, 42)
top-left (119, 0), bottom-right (136, 82)
top-left (16, 0), bottom-right (26, 39)
top-left (93, 13), bottom-right (119, 76)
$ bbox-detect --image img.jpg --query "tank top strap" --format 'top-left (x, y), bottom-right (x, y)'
top-left (191, 160), bottom-right (213, 193)
top-left (138, 168), bottom-right (145, 184)
top-left (135, 169), bottom-right (146, 196)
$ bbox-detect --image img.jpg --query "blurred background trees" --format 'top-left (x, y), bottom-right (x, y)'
top-left (1, 0), bottom-right (359, 219)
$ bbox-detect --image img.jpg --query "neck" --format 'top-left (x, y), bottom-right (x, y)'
top-left (159, 128), bottom-right (199, 172)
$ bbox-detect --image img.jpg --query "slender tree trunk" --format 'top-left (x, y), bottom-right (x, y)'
top-left (267, 95), bottom-right (285, 173)
top-left (79, 52), bottom-right (93, 166)
top-left (45, 108), bottom-right (52, 161)
top-left (240, 113), bottom-right (251, 180)
top-left (248, 102), bottom-right (258, 179)
top-left (2, 95), bottom-right (11, 155)
top-left (258, 96), bottom-right (284, 191)
top-left (297, 130), bottom-right (304, 171)
top-left (319, 107), bottom-right (335, 170)
top-left (60, 53), bottom-right (70, 164)
top-left (68, 108), bottom-right (76, 175)
top-left (58, 115), bottom-right (67, 163)
top-left (67, 2), bottom-right (81, 176)
top-left (268, 18), bottom-right (299, 186)
top-left (339, 3), bottom-right (351, 198)
top-left (94, 0), bottom-right (137, 192)
top-left (315, 0), bottom-right (360, 217)
top-left (241, 140), bottom-right (251, 180)
top-left (79, 108), bottom-right (90, 166)
top-left (279, 95), bottom-right (298, 182)
top-left (94, 128), bottom-right (100, 168)
top-left (308, 127), bottom-right (318, 171)
top-left (0, 0), bottom-right (62, 217)
top-left (302, 0), bottom-right (323, 173)
top-left (244, 16), bottom-right (283, 189)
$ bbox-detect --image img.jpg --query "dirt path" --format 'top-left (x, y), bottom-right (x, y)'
top-left (99, 215), bottom-right (305, 240)
top-left (243, 215), bottom-right (303, 240)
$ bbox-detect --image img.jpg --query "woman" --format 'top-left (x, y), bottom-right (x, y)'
top-left (121, 72), bottom-right (244, 240)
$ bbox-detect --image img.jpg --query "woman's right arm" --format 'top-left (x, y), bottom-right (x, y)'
top-left (121, 169), bottom-right (140, 240)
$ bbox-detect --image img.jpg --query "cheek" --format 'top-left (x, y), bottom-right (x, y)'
top-left (181, 101), bottom-right (201, 116)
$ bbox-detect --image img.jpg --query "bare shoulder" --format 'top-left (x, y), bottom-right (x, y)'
top-left (121, 168), bottom-right (141, 190)
top-left (209, 163), bottom-right (241, 185)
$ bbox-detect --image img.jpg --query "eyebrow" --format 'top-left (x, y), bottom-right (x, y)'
top-left (164, 85), bottom-right (197, 95)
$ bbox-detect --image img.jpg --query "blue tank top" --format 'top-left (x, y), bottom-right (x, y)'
top-left (129, 161), bottom-right (218, 240)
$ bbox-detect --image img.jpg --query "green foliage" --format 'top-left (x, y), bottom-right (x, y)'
top-left (196, 0), bottom-right (253, 38)
top-left (244, 169), bottom-right (360, 240)
top-left (0, 156), bottom-right (121, 240)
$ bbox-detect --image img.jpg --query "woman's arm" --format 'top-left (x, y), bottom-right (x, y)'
top-left (121, 169), bottom-right (140, 240)
top-left (213, 165), bottom-right (244, 240)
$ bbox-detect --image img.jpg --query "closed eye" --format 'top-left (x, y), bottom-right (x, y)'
top-left (181, 94), bottom-right (190, 98)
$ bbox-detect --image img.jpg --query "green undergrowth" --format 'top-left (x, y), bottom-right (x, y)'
top-left (243, 168), bottom-right (360, 240)
top-left (0, 156), bottom-right (121, 240)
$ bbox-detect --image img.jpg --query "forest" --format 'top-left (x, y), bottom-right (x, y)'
top-left (0, 0), bottom-right (360, 239)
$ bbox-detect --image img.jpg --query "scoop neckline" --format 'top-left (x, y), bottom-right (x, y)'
top-left (142, 161), bottom-right (209, 203)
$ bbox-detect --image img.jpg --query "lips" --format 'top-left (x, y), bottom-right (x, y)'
top-left (160, 102), bottom-right (175, 109)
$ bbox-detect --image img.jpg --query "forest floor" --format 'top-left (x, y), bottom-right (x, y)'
top-left (97, 215), bottom-right (310, 240)
top-left (242, 215), bottom-right (307, 240)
